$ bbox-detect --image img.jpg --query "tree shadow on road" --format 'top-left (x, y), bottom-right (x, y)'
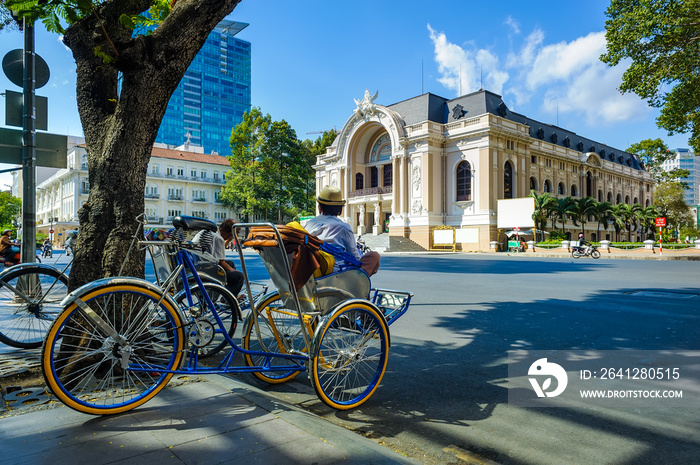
top-left (318, 286), bottom-right (700, 464)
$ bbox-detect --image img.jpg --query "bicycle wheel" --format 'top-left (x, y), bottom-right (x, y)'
top-left (42, 284), bottom-right (185, 415)
top-left (591, 249), bottom-right (601, 259)
top-left (175, 282), bottom-right (238, 357)
top-left (242, 292), bottom-right (309, 384)
top-left (0, 266), bottom-right (69, 348)
top-left (311, 301), bottom-right (389, 410)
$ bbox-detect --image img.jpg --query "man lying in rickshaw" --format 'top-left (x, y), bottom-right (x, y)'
top-left (304, 186), bottom-right (380, 277)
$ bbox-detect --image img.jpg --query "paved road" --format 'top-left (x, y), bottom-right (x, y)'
top-left (230, 253), bottom-right (700, 465)
top-left (5, 251), bottom-right (699, 464)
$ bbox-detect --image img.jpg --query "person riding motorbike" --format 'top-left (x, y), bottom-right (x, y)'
top-left (0, 229), bottom-right (13, 263)
top-left (43, 238), bottom-right (53, 258)
top-left (576, 233), bottom-right (591, 253)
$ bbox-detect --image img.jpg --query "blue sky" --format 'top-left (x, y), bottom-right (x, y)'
top-left (0, 0), bottom-right (691, 185)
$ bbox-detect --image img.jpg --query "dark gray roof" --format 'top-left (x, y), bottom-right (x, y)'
top-left (386, 89), bottom-right (645, 172)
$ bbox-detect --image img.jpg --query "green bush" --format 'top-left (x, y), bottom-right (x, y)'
top-left (549, 230), bottom-right (566, 241)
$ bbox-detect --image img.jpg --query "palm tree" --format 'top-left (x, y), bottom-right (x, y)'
top-left (592, 201), bottom-right (612, 242)
top-left (610, 204), bottom-right (628, 241)
top-left (639, 205), bottom-right (658, 240)
top-left (549, 197), bottom-right (576, 234)
top-left (571, 197), bottom-right (597, 236)
top-left (618, 204), bottom-right (643, 241)
top-left (530, 190), bottom-right (556, 241)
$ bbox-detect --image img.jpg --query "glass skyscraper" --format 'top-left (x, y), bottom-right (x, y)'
top-left (156, 20), bottom-right (251, 156)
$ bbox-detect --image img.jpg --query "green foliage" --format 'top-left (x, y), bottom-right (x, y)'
top-left (0, 192), bottom-right (21, 231)
top-left (120, 0), bottom-right (171, 34)
top-left (570, 197), bottom-right (597, 233)
top-left (679, 224), bottom-right (700, 241)
top-left (5, 0), bottom-right (92, 34)
top-left (223, 108), bottom-right (322, 223)
top-left (627, 139), bottom-right (690, 186)
top-left (601, 1), bottom-right (700, 153)
top-left (529, 190), bottom-right (555, 240)
top-left (654, 181), bottom-right (695, 229)
top-left (549, 197), bottom-right (576, 232)
top-left (548, 230), bottom-right (566, 241)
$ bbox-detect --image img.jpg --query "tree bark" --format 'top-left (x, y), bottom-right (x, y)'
top-left (65, 0), bottom-right (241, 290)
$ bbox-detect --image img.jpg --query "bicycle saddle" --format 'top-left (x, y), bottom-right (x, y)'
top-left (172, 215), bottom-right (217, 232)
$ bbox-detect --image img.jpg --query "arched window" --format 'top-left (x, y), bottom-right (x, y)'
top-left (369, 134), bottom-right (392, 162)
top-left (530, 176), bottom-right (538, 191)
top-left (607, 192), bottom-right (613, 203)
top-left (646, 199), bottom-right (650, 207)
top-left (558, 182), bottom-right (565, 195)
top-left (616, 193), bottom-right (622, 204)
top-left (504, 161), bottom-right (513, 199)
top-left (544, 180), bottom-right (552, 193)
top-left (383, 164), bottom-right (393, 187)
top-left (633, 197), bottom-right (638, 204)
top-left (586, 172), bottom-right (592, 197)
top-left (456, 161), bottom-right (472, 201)
top-left (571, 184), bottom-right (578, 197)
top-left (355, 173), bottom-right (364, 190)
top-left (598, 189), bottom-right (603, 202)
top-left (625, 195), bottom-right (630, 204)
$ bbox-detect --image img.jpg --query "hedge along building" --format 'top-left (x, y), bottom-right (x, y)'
top-left (314, 89), bottom-right (655, 251)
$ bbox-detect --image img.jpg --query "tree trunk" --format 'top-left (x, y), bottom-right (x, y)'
top-left (65, 0), bottom-right (241, 291)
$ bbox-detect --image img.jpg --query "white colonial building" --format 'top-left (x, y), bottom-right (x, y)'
top-left (34, 143), bottom-right (235, 243)
top-left (315, 89), bottom-right (655, 251)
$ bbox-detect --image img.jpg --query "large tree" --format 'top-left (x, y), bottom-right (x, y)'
top-left (654, 181), bottom-right (695, 232)
top-left (4, 0), bottom-right (241, 289)
top-left (223, 108), bottom-right (314, 224)
top-left (601, 0), bottom-right (700, 153)
top-left (627, 139), bottom-right (689, 185)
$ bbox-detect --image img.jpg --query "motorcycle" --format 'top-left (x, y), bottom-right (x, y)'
top-left (357, 235), bottom-right (371, 254)
top-left (2, 246), bottom-right (42, 269)
top-left (571, 244), bottom-right (601, 259)
top-left (42, 243), bottom-right (53, 258)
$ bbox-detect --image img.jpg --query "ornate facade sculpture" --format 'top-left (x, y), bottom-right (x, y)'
top-left (354, 89), bottom-right (379, 119)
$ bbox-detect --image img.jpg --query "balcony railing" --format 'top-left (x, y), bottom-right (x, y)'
top-left (347, 186), bottom-right (392, 198)
top-left (147, 172), bottom-right (225, 184)
top-left (168, 195), bottom-right (184, 201)
top-left (145, 193), bottom-right (160, 199)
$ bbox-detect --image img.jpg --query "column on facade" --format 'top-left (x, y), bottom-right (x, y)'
top-left (391, 155), bottom-right (400, 215)
top-left (400, 155), bottom-right (408, 215)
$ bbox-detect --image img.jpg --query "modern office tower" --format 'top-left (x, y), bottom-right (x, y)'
top-left (156, 20), bottom-right (251, 157)
top-left (661, 148), bottom-right (700, 206)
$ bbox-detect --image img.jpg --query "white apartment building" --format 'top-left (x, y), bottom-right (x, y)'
top-left (35, 143), bottom-right (235, 243)
top-left (661, 148), bottom-right (700, 206)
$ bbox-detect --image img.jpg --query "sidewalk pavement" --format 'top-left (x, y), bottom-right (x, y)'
top-left (1, 366), bottom-right (416, 465)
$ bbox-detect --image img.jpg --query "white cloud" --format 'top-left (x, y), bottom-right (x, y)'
top-left (504, 16), bottom-right (520, 35)
top-left (427, 24), bottom-right (508, 96)
top-left (428, 24), bottom-right (650, 126)
top-left (525, 31), bottom-right (607, 89)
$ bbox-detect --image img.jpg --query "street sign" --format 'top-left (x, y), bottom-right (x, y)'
top-left (655, 217), bottom-right (666, 227)
top-left (0, 128), bottom-right (67, 168)
top-left (49, 229), bottom-right (54, 234)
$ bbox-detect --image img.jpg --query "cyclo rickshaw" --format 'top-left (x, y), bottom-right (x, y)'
top-left (41, 216), bottom-right (412, 414)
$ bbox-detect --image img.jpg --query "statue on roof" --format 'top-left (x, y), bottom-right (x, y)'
top-left (354, 89), bottom-right (379, 118)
